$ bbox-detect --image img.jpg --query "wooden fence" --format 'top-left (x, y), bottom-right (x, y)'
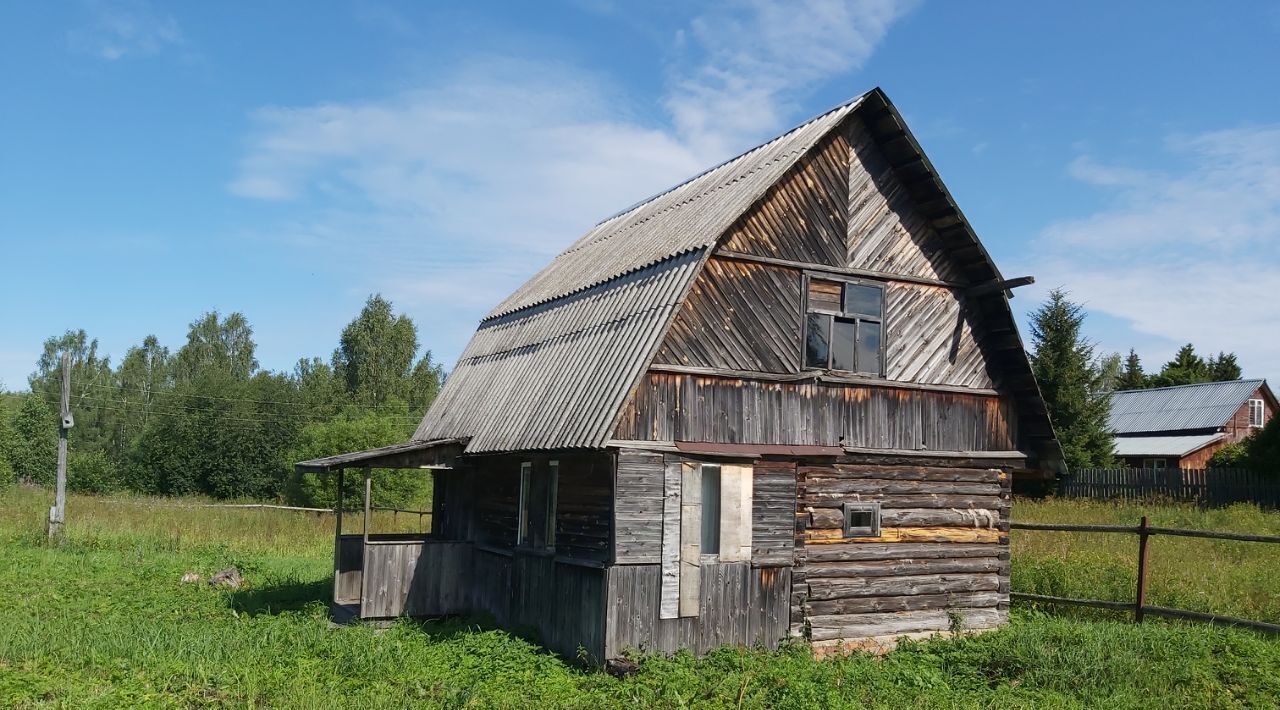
top-left (1061, 468), bottom-right (1280, 508)
top-left (1010, 517), bottom-right (1280, 635)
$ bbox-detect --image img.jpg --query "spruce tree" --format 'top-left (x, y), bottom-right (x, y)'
top-left (1029, 289), bottom-right (1115, 470)
top-left (1207, 352), bottom-right (1243, 382)
top-left (1116, 349), bottom-right (1146, 390)
top-left (1151, 344), bottom-right (1209, 387)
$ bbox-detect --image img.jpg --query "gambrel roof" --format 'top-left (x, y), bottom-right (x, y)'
top-left (415, 88), bottom-right (1057, 463)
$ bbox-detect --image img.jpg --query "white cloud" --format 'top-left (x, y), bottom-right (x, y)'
top-left (1031, 125), bottom-right (1280, 378)
top-left (667, 0), bottom-right (918, 156)
top-left (69, 0), bottom-right (183, 61)
top-left (229, 1), bottom-right (916, 365)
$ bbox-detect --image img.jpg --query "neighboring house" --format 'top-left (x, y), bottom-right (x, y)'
top-left (297, 88), bottom-right (1061, 661)
top-left (1110, 379), bottom-right (1276, 469)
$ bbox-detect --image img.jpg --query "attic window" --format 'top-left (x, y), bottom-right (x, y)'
top-left (1249, 399), bottom-right (1264, 428)
top-left (804, 277), bottom-right (884, 375)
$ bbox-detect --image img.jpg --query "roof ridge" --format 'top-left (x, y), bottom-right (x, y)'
top-left (1114, 378), bottom-right (1264, 395)
top-left (586, 91), bottom-right (872, 232)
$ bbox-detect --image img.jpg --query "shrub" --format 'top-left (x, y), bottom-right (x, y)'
top-left (68, 450), bottom-right (120, 494)
top-left (1207, 441), bottom-right (1248, 468)
top-left (286, 411), bottom-right (429, 509)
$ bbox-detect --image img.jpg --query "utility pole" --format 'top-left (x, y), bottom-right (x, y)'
top-left (48, 352), bottom-right (72, 541)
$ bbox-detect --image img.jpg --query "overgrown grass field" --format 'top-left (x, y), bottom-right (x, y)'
top-left (1, 486), bottom-right (1278, 708)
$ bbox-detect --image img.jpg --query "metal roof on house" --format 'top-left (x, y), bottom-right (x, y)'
top-left (1109, 379), bottom-right (1267, 434)
top-left (1113, 433), bottom-right (1225, 458)
top-left (405, 88), bottom-right (1060, 459)
top-left (485, 94), bottom-right (868, 320)
top-left (416, 251), bottom-right (702, 451)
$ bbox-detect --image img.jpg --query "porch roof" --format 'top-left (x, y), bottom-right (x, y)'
top-left (294, 437), bottom-right (466, 473)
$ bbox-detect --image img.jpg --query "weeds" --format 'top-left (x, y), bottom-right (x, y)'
top-left (0, 487), bottom-right (1277, 708)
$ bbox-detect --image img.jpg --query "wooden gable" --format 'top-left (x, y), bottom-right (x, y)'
top-left (653, 113), bottom-right (996, 390)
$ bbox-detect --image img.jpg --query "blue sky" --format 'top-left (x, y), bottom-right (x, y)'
top-left (2, 0), bottom-right (1279, 390)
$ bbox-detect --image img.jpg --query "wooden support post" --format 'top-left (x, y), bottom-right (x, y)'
top-left (362, 466), bottom-right (372, 543)
top-left (1135, 515), bottom-right (1150, 623)
top-left (332, 467), bottom-right (344, 603)
top-left (48, 353), bottom-right (72, 542)
top-left (359, 466), bottom-right (372, 617)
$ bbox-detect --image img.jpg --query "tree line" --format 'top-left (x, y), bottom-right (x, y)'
top-left (0, 295), bottom-right (443, 507)
top-left (1028, 288), bottom-right (1274, 473)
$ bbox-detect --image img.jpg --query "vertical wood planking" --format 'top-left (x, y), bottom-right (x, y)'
top-left (679, 462), bottom-right (702, 617)
top-left (615, 372), bottom-right (1016, 451)
top-left (660, 458), bottom-right (682, 619)
top-left (604, 563), bottom-right (792, 658)
top-left (720, 463), bottom-right (753, 562)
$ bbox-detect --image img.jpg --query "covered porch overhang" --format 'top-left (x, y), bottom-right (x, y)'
top-left (293, 437), bottom-right (468, 474)
top-left (294, 437), bottom-right (469, 623)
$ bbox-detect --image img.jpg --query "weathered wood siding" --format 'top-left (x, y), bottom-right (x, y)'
top-left (793, 463), bottom-right (1012, 647)
top-left (654, 258), bottom-right (804, 373)
top-left (613, 450), bottom-right (802, 569)
top-left (844, 115), bottom-right (962, 281)
top-left (335, 535), bottom-right (363, 603)
top-left (361, 541), bottom-right (472, 618)
top-left (884, 283), bottom-right (993, 389)
top-left (652, 258), bottom-right (994, 389)
top-left (752, 461), bottom-right (797, 566)
top-left (713, 114), bottom-right (962, 284)
top-left (469, 548), bottom-right (608, 661)
top-left (615, 449), bottom-right (663, 564)
top-left (615, 372), bottom-right (1016, 451)
top-left (719, 128), bottom-right (850, 266)
top-left (555, 455), bottom-right (613, 561)
top-left (463, 452), bottom-right (612, 559)
top-left (605, 562), bottom-right (791, 657)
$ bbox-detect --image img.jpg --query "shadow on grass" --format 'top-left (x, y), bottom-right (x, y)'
top-left (229, 579), bottom-right (331, 616)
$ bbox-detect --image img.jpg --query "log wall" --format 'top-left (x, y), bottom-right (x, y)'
top-left (792, 462), bottom-right (1012, 647)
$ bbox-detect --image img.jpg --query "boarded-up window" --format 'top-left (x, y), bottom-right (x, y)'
top-left (805, 277), bottom-right (884, 375)
top-left (661, 460), bottom-right (754, 619)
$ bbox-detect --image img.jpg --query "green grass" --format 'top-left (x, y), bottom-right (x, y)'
top-left (1, 486), bottom-right (1279, 708)
top-left (1013, 497), bottom-right (1280, 623)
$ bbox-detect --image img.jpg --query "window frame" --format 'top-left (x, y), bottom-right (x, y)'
top-left (699, 463), bottom-right (722, 557)
top-left (1142, 458), bottom-right (1168, 470)
top-left (516, 459), bottom-right (558, 550)
top-left (842, 501), bottom-right (881, 538)
top-left (1248, 399), bottom-right (1264, 428)
top-left (516, 461), bottom-right (532, 546)
top-left (801, 272), bottom-right (887, 378)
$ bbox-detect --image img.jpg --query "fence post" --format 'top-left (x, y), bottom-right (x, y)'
top-left (1135, 515), bottom-right (1150, 623)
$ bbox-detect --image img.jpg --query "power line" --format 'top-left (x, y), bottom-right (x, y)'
top-left (66, 383), bottom-right (430, 417)
top-left (40, 396), bottom-right (423, 426)
top-left (77, 380), bottom-right (430, 412)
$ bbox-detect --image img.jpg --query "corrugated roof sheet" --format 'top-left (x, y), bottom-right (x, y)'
top-left (1109, 379), bottom-right (1266, 434)
top-left (485, 94), bottom-right (868, 319)
top-left (403, 88), bottom-right (1060, 460)
top-left (415, 250), bottom-right (702, 452)
top-left (1113, 433), bottom-right (1225, 457)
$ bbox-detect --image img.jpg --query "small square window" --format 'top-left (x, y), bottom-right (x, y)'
top-left (842, 501), bottom-right (881, 538)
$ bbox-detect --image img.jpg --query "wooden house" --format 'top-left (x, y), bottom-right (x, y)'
top-left (296, 88), bottom-right (1060, 660)
top-left (1110, 379), bottom-right (1276, 469)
